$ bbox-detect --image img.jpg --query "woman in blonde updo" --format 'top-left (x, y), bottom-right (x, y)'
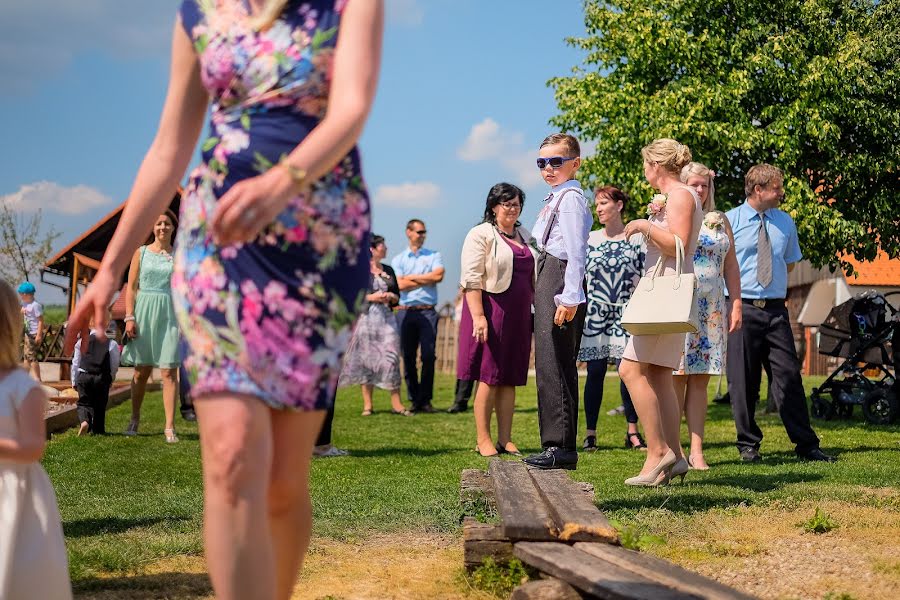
top-left (620, 138), bottom-right (704, 486)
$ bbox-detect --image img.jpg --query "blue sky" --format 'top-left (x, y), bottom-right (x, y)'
top-left (0, 0), bottom-right (588, 305)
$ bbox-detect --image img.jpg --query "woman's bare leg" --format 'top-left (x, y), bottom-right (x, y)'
top-left (361, 384), bottom-right (374, 413)
top-left (684, 374), bottom-right (711, 468)
top-left (473, 381), bottom-right (496, 456)
top-left (130, 366), bottom-right (153, 423)
top-left (268, 409), bottom-right (326, 600)
top-left (389, 389), bottom-right (405, 412)
top-left (161, 367), bottom-right (178, 432)
top-left (619, 359), bottom-right (669, 473)
top-left (648, 365), bottom-right (684, 461)
top-left (195, 394), bottom-right (275, 600)
top-left (494, 385), bottom-right (518, 453)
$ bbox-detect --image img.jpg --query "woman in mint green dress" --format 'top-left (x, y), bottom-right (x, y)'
top-left (121, 211), bottom-right (181, 442)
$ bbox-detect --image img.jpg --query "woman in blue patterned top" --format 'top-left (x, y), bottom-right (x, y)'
top-left (578, 187), bottom-right (646, 451)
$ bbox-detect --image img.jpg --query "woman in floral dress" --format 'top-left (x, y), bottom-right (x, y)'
top-left (674, 162), bottom-right (742, 470)
top-left (338, 234), bottom-right (411, 416)
top-left (578, 186), bottom-right (646, 452)
top-left (66, 2), bottom-right (384, 598)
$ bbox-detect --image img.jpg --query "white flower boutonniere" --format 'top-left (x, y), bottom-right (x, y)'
top-left (704, 211), bottom-right (725, 230)
top-left (646, 194), bottom-right (667, 217)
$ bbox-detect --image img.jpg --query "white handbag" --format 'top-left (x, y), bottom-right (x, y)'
top-left (621, 235), bottom-right (699, 335)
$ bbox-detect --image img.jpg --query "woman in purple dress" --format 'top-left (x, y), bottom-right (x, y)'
top-left (66, 2), bottom-right (384, 598)
top-left (458, 183), bottom-right (537, 457)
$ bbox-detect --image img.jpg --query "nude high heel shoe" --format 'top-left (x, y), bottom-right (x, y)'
top-left (668, 457), bottom-right (689, 484)
top-left (624, 450), bottom-right (676, 487)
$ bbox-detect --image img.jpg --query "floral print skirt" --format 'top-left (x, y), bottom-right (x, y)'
top-left (172, 137), bottom-right (370, 411)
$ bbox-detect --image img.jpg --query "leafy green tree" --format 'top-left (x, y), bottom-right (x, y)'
top-left (551, 0), bottom-right (899, 270)
top-left (0, 201), bottom-right (59, 284)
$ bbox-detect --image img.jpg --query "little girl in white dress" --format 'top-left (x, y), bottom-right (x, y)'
top-left (0, 279), bottom-right (72, 600)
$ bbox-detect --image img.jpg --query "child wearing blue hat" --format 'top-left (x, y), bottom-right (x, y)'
top-left (18, 282), bottom-right (43, 382)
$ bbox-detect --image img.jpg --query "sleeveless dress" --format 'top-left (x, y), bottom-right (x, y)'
top-left (173, 0), bottom-right (371, 410)
top-left (622, 186), bottom-right (704, 369)
top-left (0, 370), bottom-right (72, 600)
top-left (121, 246), bottom-right (181, 368)
top-left (578, 230), bottom-right (645, 362)
top-left (677, 214), bottom-right (730, 375)
top-left (338, 272), bottom-right (402, 391)
top-left (457, 235), bottom-right (535, 386)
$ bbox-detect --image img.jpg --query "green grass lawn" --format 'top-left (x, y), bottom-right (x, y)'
top-left (43, 372), bottom-right (900, 594)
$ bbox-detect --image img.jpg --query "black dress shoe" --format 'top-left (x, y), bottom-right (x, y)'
top-left (522, 447), bottom-right (578, 470)
top-left (411, 404), bottom-right (436, 414)
top-left (739, 447), bottom-right (761, 462)
top-left (446, 402), bottom-right (468, 414)
top-left (798, 448), bottom-right (837, 462)
top-left (181, 410), bottom-right (197, 422)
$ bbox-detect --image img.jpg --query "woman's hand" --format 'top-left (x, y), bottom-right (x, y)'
top-left (125, 320), bottom-right (138, 339)
top-left (472, 315), bottom-right (489, 343)
top-left (623, 219), bottom-right (649, 240)
top-left (210, 166), bottom-right (305, 246)
top-left (64, 270), bottom-right (119, 354)
top-left (729, 300), bottom-right (743, 333)
top-left (554, 304), bottom-right (578, 327)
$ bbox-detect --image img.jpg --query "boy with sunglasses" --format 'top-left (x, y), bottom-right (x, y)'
top-left (524, 133), bottom-right (592, 470)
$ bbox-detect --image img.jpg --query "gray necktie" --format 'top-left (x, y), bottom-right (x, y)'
top-left (757, 216), bottom-right (772, 287)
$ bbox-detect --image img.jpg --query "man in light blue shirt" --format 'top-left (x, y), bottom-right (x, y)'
top-left (391, 219), bottom-right (444, 413)
top-left (725, 164), bottom-right (835, 463)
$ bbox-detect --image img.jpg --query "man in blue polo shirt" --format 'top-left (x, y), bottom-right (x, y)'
top-left (726, 164), bottom-right (835, 463)
top-left (391, 219), bottom-right (444, 413)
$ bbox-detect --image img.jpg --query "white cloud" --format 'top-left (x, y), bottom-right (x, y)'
top-left (458, 118), bottom-right (543, 187)
top-left (1, 181), bottom-right (114, 216)
top-left (386, 0), bottom-right (425, 27)
top-left (374, 181), bottom-right (440, 208)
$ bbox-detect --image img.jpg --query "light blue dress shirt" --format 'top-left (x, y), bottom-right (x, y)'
top-left (390, 247), bottom-right (443, 307)
top-left (531, 180), bottom-right (592, 306)
top-left (725, 201), bottom-right (802, 300)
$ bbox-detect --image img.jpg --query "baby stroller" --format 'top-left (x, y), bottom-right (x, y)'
top-left (809, 291), bottom-right (899, 425)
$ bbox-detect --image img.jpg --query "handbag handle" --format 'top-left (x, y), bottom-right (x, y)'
top-left (649, 234), bottom-right (685, 280)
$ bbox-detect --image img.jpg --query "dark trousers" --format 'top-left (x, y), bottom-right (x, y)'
top-left (534, 254), bottom-right (587, 451)
top-left (75, 373), bottom-right (111, 434)
top-left (583, 359), bottom-right (636, 430)
top-left (454, 378), bottom-right (475, 406)
top-left (398, 308), bottom-right (438, 408)
top-left (316, 405), bottom-right (335, 446)
top-left (726, 303), bottom-right (819, 454)
top-left (178, 365), bottom-right (194, 417)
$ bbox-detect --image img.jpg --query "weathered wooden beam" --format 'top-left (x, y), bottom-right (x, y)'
top-left (575, 543), bottom-right (757, 600)
top-left (529, 469), bottom-right (619, 544)
top-left (460, 468), bottom-right (495, 505)
top-left (462, 517), bottom-right (513, 569)
top-left (489, 459), bottom-right (558, 541)
top-left (514, 542), bottom-right (701, 600)
top-left (511, 577), bottom-right (585, 600)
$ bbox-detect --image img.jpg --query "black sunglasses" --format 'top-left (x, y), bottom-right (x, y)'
top-left (411, 229), bottom-right (427, 235)
top-left (536, 156), bottom-right (576, 170)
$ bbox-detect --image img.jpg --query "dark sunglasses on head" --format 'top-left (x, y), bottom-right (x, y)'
top-left (536, 156), bottom-right (576, 170)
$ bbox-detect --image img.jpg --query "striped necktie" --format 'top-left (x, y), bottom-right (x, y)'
top-left (757, 215), bottom-right (773, 287)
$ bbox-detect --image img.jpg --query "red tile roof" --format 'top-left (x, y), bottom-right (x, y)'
top-left (844, 251), bottom-right (900, 286)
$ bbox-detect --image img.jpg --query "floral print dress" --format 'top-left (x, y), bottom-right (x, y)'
top-left (677, 213), bottom-right (730, 375)
top-left (173, 0), bottom-right (370, 410)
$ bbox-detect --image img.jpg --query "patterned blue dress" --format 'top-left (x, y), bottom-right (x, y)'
top-left (173, 0), bottom-right (370, 411)
top-left (578, 230), bottom-right (645, 362)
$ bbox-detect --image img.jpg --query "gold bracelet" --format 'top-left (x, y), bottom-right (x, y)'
top-left (278, 156), bottom-right (307, 187)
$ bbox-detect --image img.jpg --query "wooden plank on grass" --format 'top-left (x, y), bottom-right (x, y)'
top-left (575, 543), bottom-right (757, 600)
top-left (489, 459), bottom-right (558, 541)
top-left (460, 469), bottom-right (495, 504)
top-left (511, 578), bottom-right (585, 600)
top-left (529, 469), bottom-right (619, 543)
top-left (514, 542), bottom-right (702, 600)
top-left (462, 517), bottom-right (513, 568)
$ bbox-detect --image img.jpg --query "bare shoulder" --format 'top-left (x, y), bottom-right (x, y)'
top-left (666, 187), bottom-right (695, 209)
